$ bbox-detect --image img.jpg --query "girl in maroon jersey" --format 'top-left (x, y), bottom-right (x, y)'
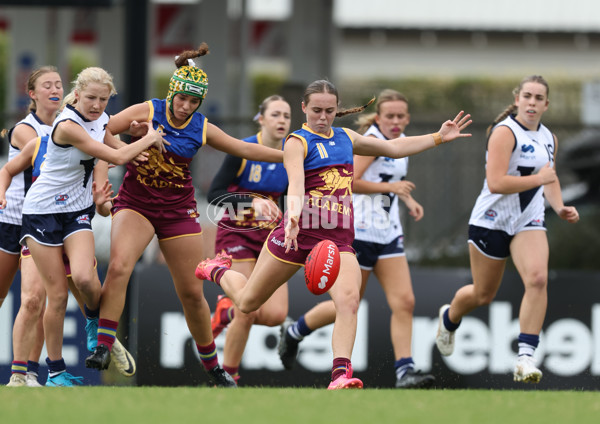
top-left (197, 79), bottom-right (472, 389)
top-left (85, 44), bottom-right (282, 387)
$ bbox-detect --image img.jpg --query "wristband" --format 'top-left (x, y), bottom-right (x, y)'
top-left (432, 132), bottom-right (444, 146)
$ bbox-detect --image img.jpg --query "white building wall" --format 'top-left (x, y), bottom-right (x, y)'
top-left (334, 0), bottom-right (600, 32)
top-left (332, 32), bottom-right (600, 79)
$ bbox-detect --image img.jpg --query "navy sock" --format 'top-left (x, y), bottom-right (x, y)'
top-left (46, 357), bottom-right (66, 378)
top-left (394, 357), bottom-right (415, 379)
top-left (518, 333), bottom-right (539, 357)
top-left (443, 308), bottom-right (461, 332)
top-left (27, 360), bottom-right (40, 376)
top-left (84, 305), bottom-right (99, 319)
top-left (288, 315), bottom-right (313, 340)
top-left (296, 316), bottom-right (313, 337)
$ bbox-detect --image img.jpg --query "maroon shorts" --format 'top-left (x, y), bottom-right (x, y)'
top-left (265, 225), bottom-right (355, 266)
top-left (21, 246), bottom-right (97, 277)
top-left (112, 198), bottom-right (202, 241)
top-left (215, 226), bottom-right (270, 261)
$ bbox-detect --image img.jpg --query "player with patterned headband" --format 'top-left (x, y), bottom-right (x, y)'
top-left (196, 79), bottom-right (472, 389)
top-left (85, 43), bottom-right (283, 387)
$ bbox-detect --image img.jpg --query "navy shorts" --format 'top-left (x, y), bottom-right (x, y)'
top-left (468, 225), bottom-right (512, 259)
top-left (468, 223), bottom-right (546, 260)
top-left (20, 205), bottom-right (95, 247)
top-left (353, 236), bottom-right (405, 270)
top-left (0, 222), bottom-right (22, 254)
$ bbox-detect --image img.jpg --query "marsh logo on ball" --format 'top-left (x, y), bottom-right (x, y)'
top-left (304, 240), bottom-right (340, 295)
top-left (319, 275), bottom-right (329, 291)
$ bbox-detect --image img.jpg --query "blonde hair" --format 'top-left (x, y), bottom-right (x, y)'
top-left (486, 75), bottom-right (550, 136)
top-left (63, 67), bottom-right (117, 107)
top-left (355, 89), bottom-right (409, 134)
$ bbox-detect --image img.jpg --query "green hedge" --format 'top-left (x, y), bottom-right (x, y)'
top-left (338, 76), bottom-right (581, 124)
top-left (251, 73), bottom-right (582, 125)
top-left (148, 72), bottom-right (583, 127)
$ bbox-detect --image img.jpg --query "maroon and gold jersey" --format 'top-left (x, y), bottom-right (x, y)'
top-left (285, 124), bottom-right (355, 248)
top-left (115, 98), bottom-right (206, 213)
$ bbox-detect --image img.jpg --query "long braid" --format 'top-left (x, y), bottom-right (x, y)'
top-left (303, 80), bottom-right (374, 117)
top-left (174, 43), bottom-right (210, 68)
top-left (168, 43), bottom-right (210, 113)
top-left (336, 97), bottom-right (375, 118)
top-left (486, 104), bottom-right (517, 137)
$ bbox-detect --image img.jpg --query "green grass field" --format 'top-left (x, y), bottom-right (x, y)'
top-left (2, 387), bottom-right (599, 424)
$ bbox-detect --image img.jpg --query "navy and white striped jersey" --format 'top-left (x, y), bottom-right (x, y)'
top-left (469, 115), bottom-right (555, 235)
top-left (353, 124), bottom-right (408, 244)
top-left (0, 113), bottom-right (52, 225)
top-left (22, 105), bottom-right (108, 214)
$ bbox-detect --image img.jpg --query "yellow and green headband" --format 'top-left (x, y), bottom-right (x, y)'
top-left (167, 65), bottom-right (208, 113)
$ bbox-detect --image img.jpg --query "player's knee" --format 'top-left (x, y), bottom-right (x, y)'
top-left (390, 292), bottom-right (415, 314)
top-left (71, 272), bottom-right (99, 295)
top-left (47, 291), bottom-right (69, 311)
top-left (106, 257), bottom-right (136, 281)
top-left (334, 292), bottom-right (360, 316)
top-left (259, 307), bottom-right (288, 327)
top-left (475, 291), bottom-right (495, 306)
top-left (237, 298), bottom-right (260, 315)
top-left (235, 309), bottom-right (258, 326)
top-left (21, 292), bottom-right (44, 315)
top-left (525, 272), bottom-right (547, 292)
top-left (178, 288), bottom-right (206, 309)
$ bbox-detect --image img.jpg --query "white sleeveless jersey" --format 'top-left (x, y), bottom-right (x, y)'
top-left (22, 105), bottom-right (108, 214)
top-left (469, 115), bottom-right (555, 235)
top-left (353, 124), bottom-right (408, 244)
top-left (0, 113), bottom-right (52, 225)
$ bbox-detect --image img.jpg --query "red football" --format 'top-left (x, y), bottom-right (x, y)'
top-left (304, 240), bottom-right (340, 295)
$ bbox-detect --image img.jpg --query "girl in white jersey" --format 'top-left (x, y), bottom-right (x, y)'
top-left (435, 75), bottom-right (579, 384)
top-left (0, 66), bottom-right (59, 308)
top-left (277, 90), bottom-right (435, 388)
top-left (19, 67), bottom-right (164, 386)
top-left (0, 67), bottom-right (61, 386)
